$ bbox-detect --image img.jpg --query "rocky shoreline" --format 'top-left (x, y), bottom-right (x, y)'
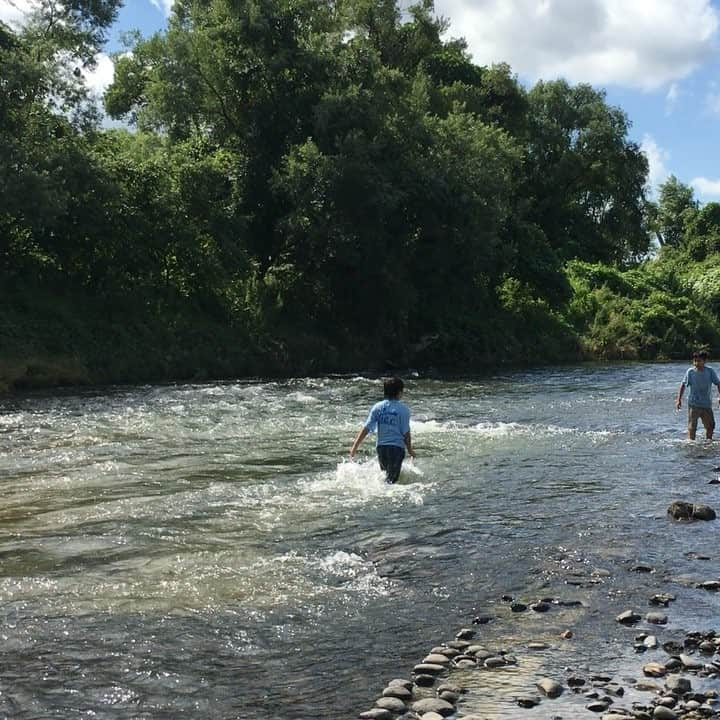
top-left (358, 497), bottom-right (720, 720)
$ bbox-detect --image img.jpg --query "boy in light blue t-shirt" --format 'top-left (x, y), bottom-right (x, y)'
top-left (676, 350), bottom-right (720, 439)
top-left (350, 376), bottom-right (415, 483)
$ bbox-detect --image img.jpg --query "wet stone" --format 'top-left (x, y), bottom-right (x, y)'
top-left (680, 654), bottom-right (704, 670)
top-left (446, 640), bottom-right (470, 650)
top-left (531, 601), bottom-right (551, 612)
top-left (455, 628), bottom-right (475, 640)
top-left (528, 641), bottom-right (550, 650)
top-left (419, 713), bottom-right (444, 720)
top-left (536, 677), bottom-right (564, 698)
top-left (437, 690), bottom-right (459, 703)
top-left (454, 659), bottom-right (476, 669)
top-left (359, 710), bottom-right (392, 720)
top-left (414, 663), bottom-right (446, 676)
top-left (696, 580), bottom-right (720, 591)
top-left (423, 654), bottom-right (450, 665)
top-left (510, 602), bottom-right (527, 612)
top-left (411, 698), bottom-right (455, 717)
top-left (375, 696), bottom-right (407, 713)
top-left (617, 610), bottom-right (642, 625)
top-left (472, 615), bottom-right (492, 625)
top-left (643, 662), bottom-right (667, 677)
top-left (436, 683), bottom-right (463, 695)
top-left (382, 686), bottom-right (411, 701)
top-left (387, 679), bottom-right (413, 690)
top-left (483, 656), bottom-right (506, 668)
top-left (568, 676), bottom-right (586, 687)
top-left (649, 593), bottom-right (675, 607)
top-left (587, 700), bottom-right (611, 712)
top-left (646, 612), bottom-right (668, 625)
top-left (516, 695), bottom-right (541, 708)
top-left (652, 706), bottom-right (677, 719)
top-left (414, 674), bottom-right (437, 687)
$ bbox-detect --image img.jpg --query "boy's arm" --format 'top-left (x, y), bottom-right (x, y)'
top-left (404, 431), bottom-right (415, 458)
top-left (350, 427), bottom-right (369, 458)
top-left (676, 382), bottom-right (685, 409)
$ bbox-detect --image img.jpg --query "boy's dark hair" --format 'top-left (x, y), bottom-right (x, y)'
top-left (693, 350), bottom-right (709, 360)
top-left (383, 376), bottom-right (404, 399)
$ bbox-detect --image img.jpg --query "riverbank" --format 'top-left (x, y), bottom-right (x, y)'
top-left (357, 481), bottom-right (720, 719)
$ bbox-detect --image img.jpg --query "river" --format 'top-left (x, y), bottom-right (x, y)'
top-left (1, 363), bottom-right (719, 719)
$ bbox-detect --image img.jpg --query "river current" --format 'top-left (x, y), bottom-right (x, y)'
top-left (1, 364), bottom-right (720, 719)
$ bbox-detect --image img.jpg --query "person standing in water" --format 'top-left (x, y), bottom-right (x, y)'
top-left (350, 376), bottom-right (415, 483)
top-left (676, 350), bottom-right (720, 439)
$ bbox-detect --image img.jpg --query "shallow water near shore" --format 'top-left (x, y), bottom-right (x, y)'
top-left (1, 363), bottom-right (720, 719)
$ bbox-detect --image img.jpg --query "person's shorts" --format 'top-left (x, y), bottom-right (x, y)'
top-left (688, 405), bottom-right (715, 434)
top-left (376, 445), bottom-right (405, 484)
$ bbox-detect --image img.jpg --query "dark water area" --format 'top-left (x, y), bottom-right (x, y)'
top-left (1, 364), bottom-right (720, 719)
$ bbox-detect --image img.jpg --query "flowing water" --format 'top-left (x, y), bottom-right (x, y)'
top-left (1, 364), bottom-right (720, 719)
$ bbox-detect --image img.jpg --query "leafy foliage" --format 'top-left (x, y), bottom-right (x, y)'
top-left (3, 0), bottom-right (716, 388)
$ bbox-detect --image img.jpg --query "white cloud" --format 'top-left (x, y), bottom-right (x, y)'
top-left (640, 134), bottom-right (670, 194)
top-left (83, 52), bottom-right (115, 96)
top-left (665, 82), bottom-right (680, 113)
top-left (692, 176), bottom-right (720, 198)
top-left (0, 0), bottom-right (33, 27)
top-left (436, 0), bottom-right (719, 90)
top-left (706, 90), bottom-right (720, 116)
top-left (149, 0), bottom-right (173, 17)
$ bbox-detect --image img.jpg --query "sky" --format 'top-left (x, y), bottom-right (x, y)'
top-left (3, 0), bottom-right (720, 201)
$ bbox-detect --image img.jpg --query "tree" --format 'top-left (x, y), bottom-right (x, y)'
top-left (652, 175), bottom-right (698, 248)
top-left (524, 80), bottom-right (649, 265)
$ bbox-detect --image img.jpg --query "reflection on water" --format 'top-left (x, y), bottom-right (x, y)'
top-left (1, 365), bottom-right (720, 718)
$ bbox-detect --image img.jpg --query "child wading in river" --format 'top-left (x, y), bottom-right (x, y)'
top-left (350, 376), bottom-right (415, 483)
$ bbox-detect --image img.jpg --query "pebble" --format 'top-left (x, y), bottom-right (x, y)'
top-left (516, 694), bottom-right (541, 708)
top-left (652, 706), bottom-right (677, 719)
top-left (617, 610), bottom-right (642, 625)
top-left (646, 612), bottom-right (668, 625)
top-left (436, 683), bottom-right (463, 695)
top-left (531, 601), bottom-right (551, 612)
top-left (528, 641), bottom-right (549, 650)
top-left (359, 710), bottom-right (392, 720)
top-left (510, 602), bottom-right (527, 612)
top-left (472, 615), bottom-right (492, 624)
top-left (387, 678), bottom-right (413, 690)
top-left (413, 663), bottom-right (446, 676)
top-left (643, 662), bottom-right (667, 677)
top-left (419, 713), bottom-right (444, 720)
top-left (423, 653), bottom-right (451, 665)
top-left (374, 697), bottom-right (406, 713)
top-left (437, 690), bottom-right (459, 703)
top-left (413, 674), bottom-right (437, 687)
top-left (587, 700), bottom-right (611, 712)
top-left (381, 685), bottom-right (411, 700)
top-left (666, 676), bottom-right (692, 693)
top-left (680, 654), bottom-right (704, 671)
top-left (411, 698), bottom-right (455, 716)
top-left (536, 677), bottom-right (564, 698)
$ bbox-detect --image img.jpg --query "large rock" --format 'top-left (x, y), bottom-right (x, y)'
top-left (667, 500), bottom-right (716, 521)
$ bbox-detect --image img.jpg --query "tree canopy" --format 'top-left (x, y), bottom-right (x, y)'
top-left (3, 0), bottom-right (713, 390)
